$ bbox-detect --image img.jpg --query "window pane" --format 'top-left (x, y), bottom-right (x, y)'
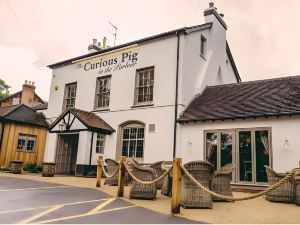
top-left (123, 128), bottom-right (130, 139)
top-left (255, 130), bottom-right (269, 182)
top-left (122, 140), bottom-right (129, 157)
top-left (136, 140), bottom-right (144, 158)
top-left (239, 131), bottom-right (252, 182)
top-left (17, 136), bottom-right (26, 150)
top-left (206, 132), bottom-right (218, 170)
top-left (129, 141), bottom-right (136, 157)
top-left (135, 68), bottom-right (154, 104)
top-left (221, 132), bottom-right (233, 167)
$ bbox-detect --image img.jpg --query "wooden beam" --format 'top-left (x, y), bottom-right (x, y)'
top-left (171, 157), bottom-right (182, 214)
top-left (96, 156), bottom-right (103, 187)
top-left (117, 156), bottom-right (126, 197)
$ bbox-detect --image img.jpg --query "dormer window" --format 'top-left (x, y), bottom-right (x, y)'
top-left (200, 35), bottom-right (207, 57)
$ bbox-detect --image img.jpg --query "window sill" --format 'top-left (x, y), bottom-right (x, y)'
top-left (131, 103), bottom-right (154, 109)
top-left (200, 54), bottom-right (206, 60)
top-left (16, 150), bottom-right (35, 153)
top-left (92, 108), bottom-right (110, 112)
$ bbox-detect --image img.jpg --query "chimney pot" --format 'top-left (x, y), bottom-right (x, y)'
top-left (98, 42), bottom-right (101, 47)
top-left (103, 37), bottom-right (107, 48)
top-left (92, 38), bottom-right (97, 45)
top-left (209, 2), bottom-right (214, 8)
top-left (32, 82), bottom-right (35, 86)
top-left (25, 80), bottom-right (28, 84)
top-left (219, 13), bottom-right (224, 18)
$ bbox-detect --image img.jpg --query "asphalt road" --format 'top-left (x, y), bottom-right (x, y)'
top-left (0, 176), bottom-right (201, 224)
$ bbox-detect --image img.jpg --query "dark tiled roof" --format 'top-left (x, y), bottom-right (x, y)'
top-left (49, 108), bottom-right (114, 134)
top-left (178, 75), bottom-right (300, 122)
top-left (0, 104), bottom-right (48, 127)
top-left (32, 103), bottom-right (48, 110)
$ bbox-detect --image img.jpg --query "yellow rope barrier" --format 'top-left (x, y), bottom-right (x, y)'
top-left (99, 161), bottom-right (120, 179)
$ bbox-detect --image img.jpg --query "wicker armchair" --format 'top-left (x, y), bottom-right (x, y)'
top-left (211, 163), bottom-right (234, 201)
top-left (181, 160), bottom-right (214, 208)
top-left (126, 159), bottom-right (157, 200)
top-left (161, 161), bottom-right (173, 196)
top-left (150, 161), bottom-right (164, 189)
top-left (104, 158), bottom-right (119, 186)
top-left (264, 166), bottom-right (294, 203)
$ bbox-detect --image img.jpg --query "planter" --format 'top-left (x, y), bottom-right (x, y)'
top-left (42, 162), bottom-right (56, 177)
top-left (10, 160), bottom-right (24, 174)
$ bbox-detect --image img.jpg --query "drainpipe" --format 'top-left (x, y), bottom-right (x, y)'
top-left (173, 32), bottom-right (180, 158)
top-left (89, 130), bottom-right (95, 165)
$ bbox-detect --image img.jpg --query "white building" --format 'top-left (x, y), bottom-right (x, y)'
top-left (44, 3), bottom-right (300, 186)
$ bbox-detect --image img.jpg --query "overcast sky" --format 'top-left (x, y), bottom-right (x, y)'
top-left (1, 0), bottom-right (300, 100)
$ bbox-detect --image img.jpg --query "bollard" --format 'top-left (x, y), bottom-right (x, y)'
top-left (96, 156), bottom-right (103, 187)
top-left (117, 156), bottom-right (126, 197)
top-left (171, 158), bottom-right (182, 214)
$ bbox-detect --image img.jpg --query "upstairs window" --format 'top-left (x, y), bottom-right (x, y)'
top-left (135, 67), bottom-right (154, 105)
top-left (95, 133), bottom-right (105, 154)
top-left (17, 134), bottom-right (37, 151)
top-left (200, 35), bottom-right (207, 57)
top-left (63, 83), bottom-right (77, 110)
top-left (95, 76), bottom-right (111, 109)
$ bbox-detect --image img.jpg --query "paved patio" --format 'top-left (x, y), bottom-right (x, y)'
top-left (1, 172), bottom-right (299, 224)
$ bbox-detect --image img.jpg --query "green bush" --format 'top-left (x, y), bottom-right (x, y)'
top-left (0, 166), bottom-right (10, 171)
top-left (23, 163), bottom-right (42, 173)
top-left (87, 170), bottom-right (97, 177)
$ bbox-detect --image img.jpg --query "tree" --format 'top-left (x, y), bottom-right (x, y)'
top-left (0, 79), bottom-right (10, 100)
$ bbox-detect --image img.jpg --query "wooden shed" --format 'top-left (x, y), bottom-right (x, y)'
top-left (0, 104), bottom-right (48, 166)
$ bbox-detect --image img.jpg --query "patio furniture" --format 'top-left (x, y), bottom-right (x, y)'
top-left (181, 160), bottom-right (214, 208)
top-left (161, 161), bottom-right (173, 196)
top-left (150, 161), bottom-right (164, 189)
top-left (125, 159), bottom-right (157, 200)
top-left (295, 175), bottom-right (300, 206)
top-left (42, 162), bottom-right (56, 177)
top-left (104, 158), bottom-right (120, 186)
top-left (264, 166), bottom-right (294, 203)
top-left (211, 163), bottom-right (234, 201)
top-left (10, 160), bottom-right (24, 174)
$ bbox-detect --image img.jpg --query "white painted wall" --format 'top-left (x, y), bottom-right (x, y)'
top-left (179, 116), bottom-right (300, 173)
top-left (45, 8), bottom-right (239, 166)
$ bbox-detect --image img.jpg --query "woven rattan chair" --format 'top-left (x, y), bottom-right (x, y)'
top-left (211, 163), bottom-right (234, 201)
top-left (161, 161), bottom-right (173, 196)
top-left (181, 160), bottom-right (214, 208)
top-left (104, 158), bottom-right (119, 186)
top-left (150, 161), bottom-right (164, 189)
top-left (126, 159), bottom-right (157, 200)
top-left (264, 165), bottom-right (294, 203)
top-left (295, 175), bottom-right (300, 206)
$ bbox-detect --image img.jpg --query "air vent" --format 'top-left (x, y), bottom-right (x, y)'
top-left (149, 124), bottom-right (155, 133)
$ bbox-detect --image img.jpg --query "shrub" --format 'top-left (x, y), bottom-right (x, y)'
top-left (87, 170), bottom-right (97, 177)
top-left (0, 166), bottom-right (10, 171)
top-left (23, 163), bottom-right (42, 173)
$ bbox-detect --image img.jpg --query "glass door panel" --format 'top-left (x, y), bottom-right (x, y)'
top-left (220, 132), bottom-right (233, 167)
top-left (206, 132), bottom-right (218, 170)
top-left (255, 130), bottom-right (270, 182)
top-left (239, 131), bottom-right (252, 182)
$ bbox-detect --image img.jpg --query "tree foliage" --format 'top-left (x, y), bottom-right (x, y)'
top-left (0, 79), bottom-right (10, 100)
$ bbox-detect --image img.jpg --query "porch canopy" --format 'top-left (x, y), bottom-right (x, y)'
top-left (48, 108), bottom-right (114, 134)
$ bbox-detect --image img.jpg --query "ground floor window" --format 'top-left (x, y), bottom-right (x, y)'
top-left (205, 128), bottom-right (271, 184)
top-left (96, 133), bottom-right (105, 154)
top-left (17, 134), bottom-right (37, 151)
top-left (121, 124), bottom-right (145, 158)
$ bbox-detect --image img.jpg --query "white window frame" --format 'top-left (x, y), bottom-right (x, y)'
top-left (200, 34), bottom-right (207, 58)
top-left (17, 134), bottom-right (37, 152)
top-left (95, 76), bottom-right (111, 109)
top-left (134, 67), bottom-right (154, 106)
top-left (63, 82), bottom-right (77, 111)
top-left (95, 133), bottom-right (106, 154)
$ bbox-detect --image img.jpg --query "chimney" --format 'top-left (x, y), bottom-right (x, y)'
top-left (88, 38), bottom-right (102, 53)
top-left (21, 80), bottom-right (36, 107)
top-left (102, 37), bottom-right (107, 49)
top-left (204, 2), bottom-right (227, 30)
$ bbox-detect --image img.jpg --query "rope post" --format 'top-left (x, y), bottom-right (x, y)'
top-left (117, 156), bottom-right (126, 197)
top-left (171, 157), bottom-right (182, 214)
top-left (96, 156), bottom-right (103, 187)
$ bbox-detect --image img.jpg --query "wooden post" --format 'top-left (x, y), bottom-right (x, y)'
top-left (117, 156), bottom-right (126, 197)
top-left (171, 157), bottom-right (182, 214)
top-left (96, 156), bottom-right (103, 187)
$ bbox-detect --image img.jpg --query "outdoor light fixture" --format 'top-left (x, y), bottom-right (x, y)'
top-left (58, 122), bottom-right (66, 132)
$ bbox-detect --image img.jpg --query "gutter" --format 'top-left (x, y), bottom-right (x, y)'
top-left (173, 32), bottom-right (181, 158)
